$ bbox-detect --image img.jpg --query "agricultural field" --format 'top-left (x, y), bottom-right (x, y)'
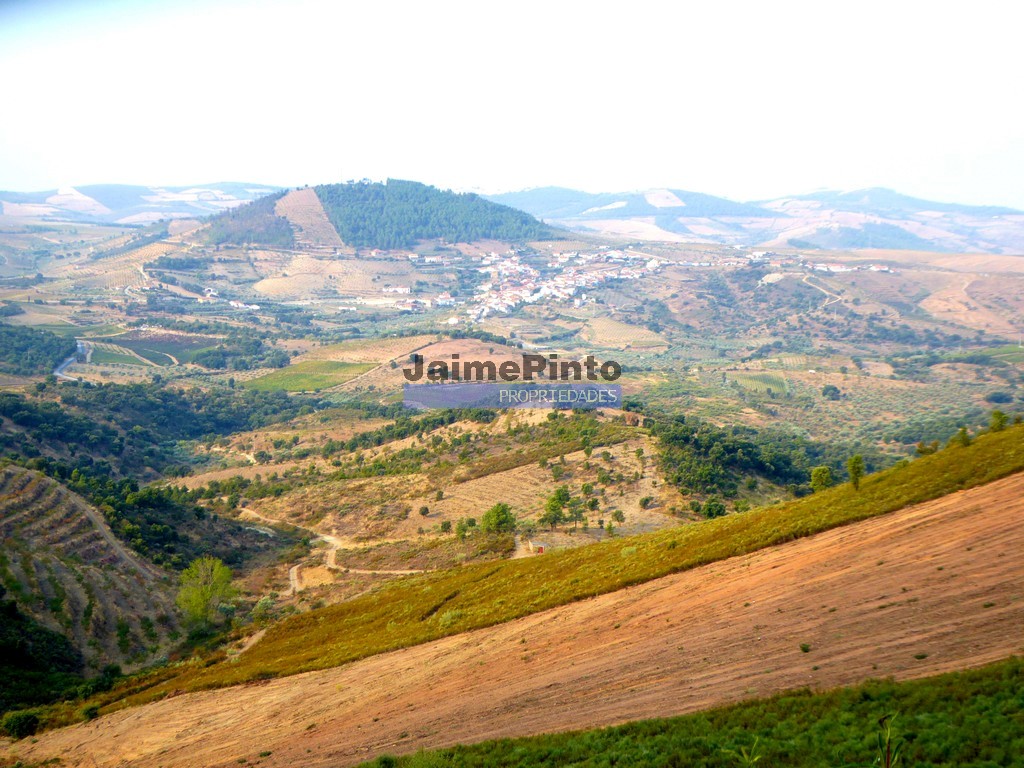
top-left (580, 315), bottom-right (668, 350)
top-left (90, 330), bottom-right (222, 365)
top-left (726, 371), bottom-right (788, 395)
top-left (297, 334), bottom-right (436, 365)
top-left (89, 343), bottom-right (148, 366)
top-left (252, 254), bottom-right (423, 301)
top-left (243, 360), bottom-right (375, 391)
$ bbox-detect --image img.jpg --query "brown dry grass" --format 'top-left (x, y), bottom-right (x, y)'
top-left (13, 470), bottom-right (1024, 768)
top-left (274, 188), bottom-right (345, 249)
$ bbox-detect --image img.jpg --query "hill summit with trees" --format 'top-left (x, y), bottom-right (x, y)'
top-left (204, 179), bottom-right (555, 250)
top-left (314, 179), bottom-right (555, 249)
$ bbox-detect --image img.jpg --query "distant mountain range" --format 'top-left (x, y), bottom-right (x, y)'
top-left (486, 187), bottom-right (1024, 254)
top-left (0, 183), bottom-right (279, 225)
top-left (3, 181), bottom-right (1022, 254)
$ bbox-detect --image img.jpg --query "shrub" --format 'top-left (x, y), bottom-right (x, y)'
top-left (1, 709), bottom-right (40, 739)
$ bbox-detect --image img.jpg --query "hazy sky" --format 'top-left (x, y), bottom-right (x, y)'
top-left (2, 0), bottom-right (1021, 207)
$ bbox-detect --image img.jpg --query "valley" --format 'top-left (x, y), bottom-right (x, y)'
top-left (0, 178), bottom-right (1022, 765)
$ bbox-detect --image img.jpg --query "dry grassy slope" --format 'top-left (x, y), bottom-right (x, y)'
top-left (0, 466), bottom-right (179, 671)
top-left (11, 469), bottom-right (1024, 768)
top-left (273, 188), bottom-right (345, 250)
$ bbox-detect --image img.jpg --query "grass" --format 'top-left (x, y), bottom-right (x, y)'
top-left (727, 372), bottom-right (788, 395)
top-left (360, 656), bottom-right (1024, 767)
top-left (91, 334), bottom-right (216, 365)
top-left (89, 348), bottom-right (143, 366)
top-left (243, 360), bottom-right (375, 391)
top-left (80, 423), bottom-right (1024, 717)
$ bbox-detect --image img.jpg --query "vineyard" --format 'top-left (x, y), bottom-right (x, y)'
top-left (243, 360), bottom-right (375, 391)
top-left (300, 334), bottom-right (436, 365)
top-left (89, 342), bottom-right (149, 366)
top-left (727, 371), bottom-right (788, 395)
top-left (0, 466), bottom-right (178, 671)
top-left (253, 254), bottom-right (419, 300)
top-left (581, 316), bottom-right (668, 350)
top-left (43, 241), bottom-right (180, 292)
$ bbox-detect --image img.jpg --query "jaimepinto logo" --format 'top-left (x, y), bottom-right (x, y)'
top-left (402, 353), bottom-right (621, 383)
top-left (401, 353), bottom-right (623, 410)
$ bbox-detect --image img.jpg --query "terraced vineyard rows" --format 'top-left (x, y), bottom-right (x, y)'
top-left (0, 466), bottom-right (179, 671)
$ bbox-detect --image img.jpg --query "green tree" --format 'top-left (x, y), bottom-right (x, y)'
top-left (540, 496), bottom-right (565, 530)
top-left (481, 502), bottom-right (515, 533)
top-left (810, 465), bottom-right (834, 493)
top-left (821, 384), bottom-right (841, 400)
top-left (847, 454), bottom-right (865, 491)
top-left (175, 557), bottom-right (237, 626)
top-left (990, 410), bottom-right (1008, 432)
top-left (702, 497), bottom-right (727, 518)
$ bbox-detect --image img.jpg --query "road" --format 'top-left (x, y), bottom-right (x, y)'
top-left (239, 508), bottom-right (424, 595)
top-left (53, 340), bottom-right (88, 380)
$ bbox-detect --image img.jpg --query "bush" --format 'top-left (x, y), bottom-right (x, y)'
top-left (1, 709), bottom-right (40, 739)
top-left (81, 703), bottom-right (101, 721)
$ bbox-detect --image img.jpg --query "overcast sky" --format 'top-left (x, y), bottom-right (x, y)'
top-left (1, 0), bottom-right (1021, 207)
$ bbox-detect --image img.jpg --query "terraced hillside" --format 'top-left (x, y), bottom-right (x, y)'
top-left (0, 466), bottom-right (179, 671)
top-left (9, 467), bottom-right (1023, 767)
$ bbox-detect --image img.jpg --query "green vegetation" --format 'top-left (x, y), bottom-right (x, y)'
top-left (243, 360), bottom-right (375, 391)
top-left (727, 372), bottom-right (787, 396)
top-left (92, 424), bottom-right (1024, 708)
top-left (362, 657), bottom-right (1024, 767)
top-left (810, 465), bottom-right (833, 493)
top-left (315, 179), bottom-right (554, 249)
top-left (0, 324), bottom-right (77, 376)
top-left (176, 557), bottom-right (238, 627)
top-left (480, 502), bottom-right (516, 534)
top-left (848, 454), bottom-right (865, 490)
top-left (653, 417), bottom-right (873, 496)
top-left (89, 347), bottom-right (143, 366)
top-left (205, 191), bottom-right (294, 248)
top-left (0, 583), bottom-right (83, 716)
top-left (0, 380), bottom-right (322, 477)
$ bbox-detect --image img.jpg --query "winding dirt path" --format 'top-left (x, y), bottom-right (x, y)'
top-left (240, 509), bottom-right (424, 595)
top-left (11, 471), bottom-right (1024, 768)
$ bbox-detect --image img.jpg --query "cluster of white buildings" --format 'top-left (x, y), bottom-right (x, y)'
top-left (464, 248), bottom-right (663, 320)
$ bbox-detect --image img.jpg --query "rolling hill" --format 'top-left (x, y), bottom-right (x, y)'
top-left (488, 186), bottom-right (1024, 254)
top-left (203, 179), bottom-right (556, 250)
top-left (0, 183), bottom-right (279, 225)
top-left (8, 456), bottom-right (1023, 766)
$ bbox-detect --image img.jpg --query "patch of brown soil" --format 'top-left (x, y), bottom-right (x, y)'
top-left (10, 473), bottom-right (1024, 768)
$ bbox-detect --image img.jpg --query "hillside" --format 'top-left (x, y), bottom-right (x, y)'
top-left (8, 465), bottom-right (1023, 766)
top-left (199, 179), bottom-right (555, 250)
top-left (0, 466), bottom-right (179, 672)
top-left (314, 179), bottom-right (555, 249)
top-left (488, 185), bottom-right (1024, 253)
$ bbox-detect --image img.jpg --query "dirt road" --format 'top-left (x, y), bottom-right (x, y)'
top-left (10, 472), bottom-right (1024, 768)
top-left (240, 510), bottom-right (423, 595)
